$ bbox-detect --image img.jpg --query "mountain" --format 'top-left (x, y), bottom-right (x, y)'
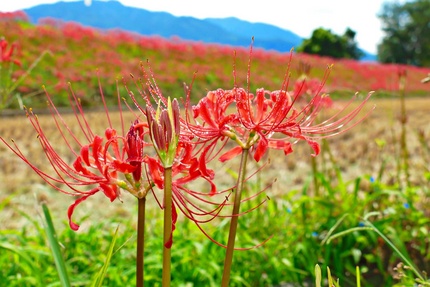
top-left (205, 17), bottom-right (303, 52)
top-left (22, 0), bottom-right (376, 60)
top-left (23, 0), bottom-right (300, 52)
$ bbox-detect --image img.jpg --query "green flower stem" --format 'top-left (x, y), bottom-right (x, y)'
top-left (221, 148), bottom-right (249, 287)
top-left (162, 167), bottom-right (173, 287)
top-left (136, 197), bottom-right (146, 287)
top-left (310, 155), bottom-right (320, 196)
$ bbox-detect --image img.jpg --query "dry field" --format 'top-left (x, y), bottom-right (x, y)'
top-left (1, 96), bottom-right (430, 230)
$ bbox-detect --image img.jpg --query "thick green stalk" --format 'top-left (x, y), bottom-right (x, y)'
top-left (221, 148), bottom-right (249, 287)
top-left (162, 167), bottom-right (173, 287)
top-left (136, 197), bottom-right (146, 287)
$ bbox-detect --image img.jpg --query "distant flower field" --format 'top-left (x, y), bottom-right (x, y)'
top-left (1, 11), bottom-right (430, 110)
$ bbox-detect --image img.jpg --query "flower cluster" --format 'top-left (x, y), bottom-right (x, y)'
top-left (185, 51), bottom-right (372, 165)
top-left (1, 66), bottom-right (226, 235)
top-left (2, 83), bottom-right (154, 230)
top-left (1, 50), bottom-right (372, 236)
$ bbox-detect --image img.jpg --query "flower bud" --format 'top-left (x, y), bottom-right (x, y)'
top-left (147, 97), bottom-right (180, 167)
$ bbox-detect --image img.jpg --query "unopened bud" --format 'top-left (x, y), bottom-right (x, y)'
top-left (147, 97), bottom-right (180, 167)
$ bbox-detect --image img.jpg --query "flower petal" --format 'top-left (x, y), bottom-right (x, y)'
top-left (67, 190), bottom-right (97, 230)
top-left (164, 203), bottom-right (178, 249)
top-left (307, 140), bottom-right (320, 156)
top-left (254, 135), bottom-right (268, 162)
top-left (219, 146), bottom-right (243, 162)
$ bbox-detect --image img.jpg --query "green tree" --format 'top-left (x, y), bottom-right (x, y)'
top-left (378, 0), bottom-right (430, 66)
top-left (297, 27), bottom-right (363, 59)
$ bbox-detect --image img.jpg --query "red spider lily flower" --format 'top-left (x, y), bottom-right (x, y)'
top-left (186, 88), bottom-right (239, 142)
top-left (123, 63), bottom-right (230, 247)
top-left (123, 63), bottom-right (218, 189)
top-left (189, 49), bottom-right (373, 163)
top-left (293, 62), bottom-right (334, 109)
top-left (0, 81), bottom-right (152, 230)
top-left (293, 77), bottom-right (322, 99)
top-left (0, 38), bottom-right (21, 66)
top-left (146, 140), bottom-right (227, 248)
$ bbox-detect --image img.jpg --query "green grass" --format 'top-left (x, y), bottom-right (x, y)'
top-left (0, 168), bottom-right (428, 287)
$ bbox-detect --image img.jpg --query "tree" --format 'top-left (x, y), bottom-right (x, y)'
top-left (378, 0), bottom-right (430, 66)
top-left (296, 27), bottom-right (363, 60)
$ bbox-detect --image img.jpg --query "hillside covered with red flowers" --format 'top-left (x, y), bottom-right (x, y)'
top-left (2, 11), bottom-right (430, 109)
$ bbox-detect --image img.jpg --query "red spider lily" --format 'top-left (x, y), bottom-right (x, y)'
top-left (293, 77), bottom-right (322, 99)
top-left (186, 88), bottom-right (239, 142)
top-left (0, 80), bottom-right (152, 230)
top-left (146, 140), bottom-right (228, 248)
top-left (124, 62), bottom-right (225, 180)
top-left (0, 38), bottom-right (21, 66)
top-left (188, 48), bottom-right (373, 163)
top-left (123, 63), bottom-right (230, 247)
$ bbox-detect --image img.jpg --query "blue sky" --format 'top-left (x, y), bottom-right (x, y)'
top-left (0, 0), bottom-right (404, 54)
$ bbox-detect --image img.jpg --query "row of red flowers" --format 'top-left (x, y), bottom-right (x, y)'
top-left (0, 11), bottom-right (429, 110)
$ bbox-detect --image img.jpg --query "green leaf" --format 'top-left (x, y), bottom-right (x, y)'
top-left (42, 203), bottom-right (72, 287)
top-left (315, 264), bottom-right (322, 287)
top-left (91, 226), bottom-right (119, 287)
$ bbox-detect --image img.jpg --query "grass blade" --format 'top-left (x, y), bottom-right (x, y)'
top-left (327, 266), bottom-right (333, 287)
top-left (362, 216), bottom-right (425, 282)
top-left (91, 226), bottom-right (119, 287)
top-left (315, 264), bottom-right (322, 287)
top-left (356, 266), bottom-right (361, 287)
top-left (42, 203), bottom-right (71, 287)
